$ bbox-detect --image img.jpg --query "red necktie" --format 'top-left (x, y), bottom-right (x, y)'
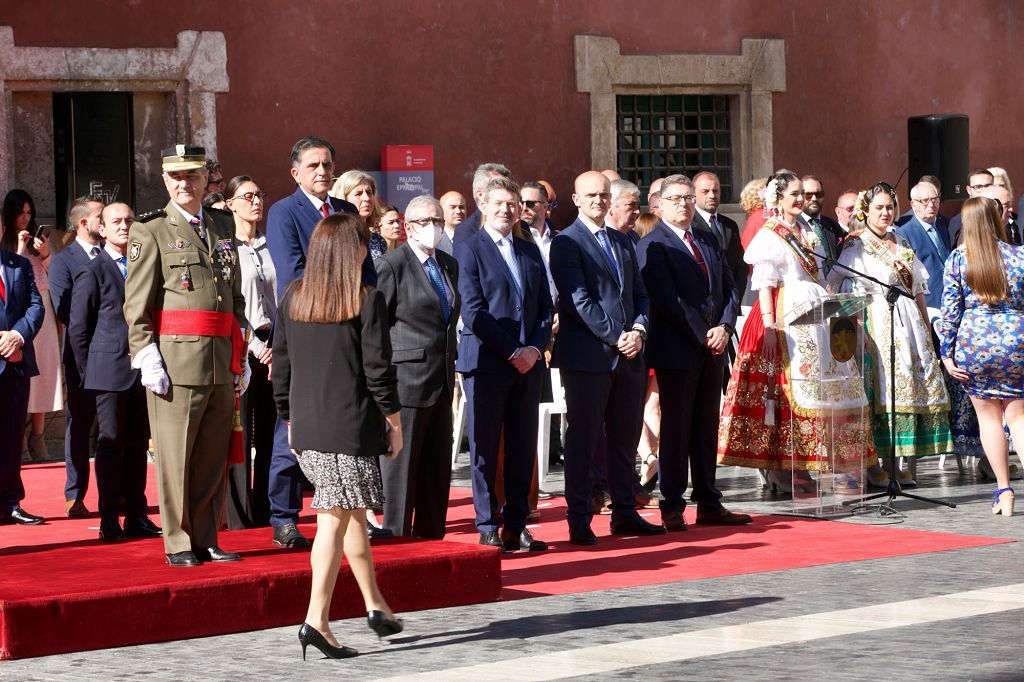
top-left (320, 203), bottom-right (330, 220)
top-left (0, 273), bottom-right (6, 304)
top-left (684, 230), bottom-right (709, 281)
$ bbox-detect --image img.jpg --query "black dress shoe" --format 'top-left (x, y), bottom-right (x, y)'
top-left (501, 528), bottom-right (548, 552)
top-left (479, 530), bottom-right (505, 548)
top-left (696, 507), bottom-right (753, 526)
top-left (610, 512), bottom-right (666, 536)
top-left (166, 550), bottom-right (200, 567)
top-left (367, 523), bottom-right (394, 539)
top-left (273, 523), bottom-right (311, 548)
top-left (537, 490), bottom-right (555, 500)
top-left (1, 506), bottom-right (45, 525)
top-left (661, 510), bottom-right (689, 532)
top-left (98, 517), bottom-right (126, 542)
top-left (568, 524), bottom-right (597, 546)
top-left (194, 546), bottom-right (241, 562)
top-left (124, 516), bottom-right (163, 538)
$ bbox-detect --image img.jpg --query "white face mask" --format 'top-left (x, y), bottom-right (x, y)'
top-left (412, 224), bottom-right (443, 250)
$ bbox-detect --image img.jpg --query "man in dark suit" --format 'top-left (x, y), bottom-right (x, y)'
top-left (799, 175), bottom-right (846, 272)
top-left (607, 179), bottom-right (642, 244)
top-left (947, 168), bottom-right (995, 247)
top-left (48, 195), bottom-right (105, 518)
top-left (452, 163), bottom-right (511, 244)
top-left (437, 190), bottom-right (467, 255)
top-left (375, 195), bottom-right (461, 539)
top-left (263, 136), bottom-right (366, 549)
top-left (455, 177), bottom-right (553, 552)
top-left (550, 170), bottom-right (665, 545)
top-left (692, 172), bottom-right (747, 297)
top-left (68, 203), bottom-right (161, 541)
top-left (0, 239), bottom-right (45, 525)
top-left (895, 180), bottom-right (952, 310)
top-left (637, 175), bottom-right (750, 530)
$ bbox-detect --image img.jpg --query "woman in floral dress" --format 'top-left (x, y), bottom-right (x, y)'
top-left (718, 171), bottom-right (875, 493)
top-left (940, 197), bottom-right (1024, 516)
top-left (830, 183), bottom-right (953, 485)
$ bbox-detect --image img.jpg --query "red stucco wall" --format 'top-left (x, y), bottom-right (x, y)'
top-left (2, 0), bottom-right (1020, 224)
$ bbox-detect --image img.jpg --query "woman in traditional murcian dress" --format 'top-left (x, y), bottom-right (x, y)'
top-left (717, 171), bottom-right (875, 493)
top-left (829, 183), bottom-right (953, 488)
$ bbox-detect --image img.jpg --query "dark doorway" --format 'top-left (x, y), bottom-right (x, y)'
top-left (53, 92), bottom-right (135, 229)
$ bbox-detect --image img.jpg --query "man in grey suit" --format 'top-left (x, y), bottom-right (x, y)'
top-left (375, 195), bottom-right (461, 539)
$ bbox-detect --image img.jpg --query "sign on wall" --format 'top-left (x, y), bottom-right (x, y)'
top-left (380, 145), bottom-right (433, 212)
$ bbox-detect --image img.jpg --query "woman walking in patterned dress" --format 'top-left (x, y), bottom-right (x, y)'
top-left (940, 197), bottom-right (1024, 517)
top-left (829, 183), bottom-right (953, 488)
top-left (273, 213), bottom-right (405, 659)
top-left (717, 171), bottom-right (875, 493)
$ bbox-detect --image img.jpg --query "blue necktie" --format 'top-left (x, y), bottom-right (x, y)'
top-left (595, 229), bottom-right (619, 280)
top-left (499, 237), bottom-right (523, 299)
top-left (117, 256), bottom-right (127, 280)
top-left (926, 224), bottom-right (949, 260)
top-left (425, 257), bottom-right (451, 323)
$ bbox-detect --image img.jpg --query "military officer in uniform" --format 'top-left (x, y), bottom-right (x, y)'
top-left (124, 145), bottom-right (250, 567)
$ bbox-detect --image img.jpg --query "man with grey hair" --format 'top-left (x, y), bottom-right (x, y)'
top-left (895, 180), bottom-right (951, 310)
top-left (606, 179), bottom-right (642, 243)
top-left (375, 194), bottom-right (461, 539)
top-left (453, 162), bottom-right (513, 243)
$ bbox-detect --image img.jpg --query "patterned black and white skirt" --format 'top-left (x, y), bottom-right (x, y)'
top-left (296, 450), bottom-right (384, 510)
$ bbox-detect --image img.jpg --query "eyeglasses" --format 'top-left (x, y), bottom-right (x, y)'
top-left (804, 191), bottom-right (825, 199)
top-left (836, 205), bottom-right (856, 212)
top-left (231, 191), bottom-right (266, 203)
top-left (207, 177), bottom-right (225, 187)
top-left (969, 182), bottom-right (993, 190)
top-left (661, 194), bottom-right (697, 205)
top-left (407, 217), bottom-right (445, 228)
top-left (913, 197), bottom-right (940, 205)
top-left (547, 200), bottom-right (559, 209)
top-left (522, 200), bottom-right (546, 209)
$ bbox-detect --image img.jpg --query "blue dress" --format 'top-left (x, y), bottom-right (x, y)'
top-left (939, 242), bottom-right (1024, 399)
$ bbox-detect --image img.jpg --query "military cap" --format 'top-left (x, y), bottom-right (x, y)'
top-left (161, 145), bottom-right (207, 172)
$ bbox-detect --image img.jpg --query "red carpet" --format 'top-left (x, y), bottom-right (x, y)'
top-left (441, 489), bottom-right (1014, 599)
top-left (0, 463), bottom-right (500, 660)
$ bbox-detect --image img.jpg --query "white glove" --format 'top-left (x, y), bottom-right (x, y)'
top-left (134, 343), bottom-right (170, 396)
top-left (235, 356), bottom-right (252, 395)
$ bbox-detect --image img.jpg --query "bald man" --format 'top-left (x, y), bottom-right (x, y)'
top-left (550, 171), bottom-right (665, 545)
top-left (648, 177), bottom-right (664, 217)
top-left (438, 190), bottom-right (467, 255)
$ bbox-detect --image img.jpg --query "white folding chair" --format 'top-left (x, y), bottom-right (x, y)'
top-left (537, 368), bottom-right (568, 486)
top-left (451, 373), bottom-right (467, 467)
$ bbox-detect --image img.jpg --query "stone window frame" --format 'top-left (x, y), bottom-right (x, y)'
top-left (575, 35), bottom-right (786, 211)
top-left (0, 27), bottom-right (228, 192)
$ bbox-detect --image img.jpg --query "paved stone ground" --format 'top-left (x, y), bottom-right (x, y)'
top-left (3, 456), bottom-right (1022, 681)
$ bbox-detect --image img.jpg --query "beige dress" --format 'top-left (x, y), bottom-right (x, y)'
top-left (26, 253), bottom-right (63, 413)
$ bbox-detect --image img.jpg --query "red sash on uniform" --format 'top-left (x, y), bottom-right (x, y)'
top-left (154, 309), bottom-right (247, 466)
top-left (154, 310), bottom-right (244, 375)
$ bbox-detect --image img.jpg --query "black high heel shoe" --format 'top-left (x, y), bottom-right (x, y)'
top-left (298, 623), bottom-right (358, 660)
top-left (367, 610), bottom-right (404, 640)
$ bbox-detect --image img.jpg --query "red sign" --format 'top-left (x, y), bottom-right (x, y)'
top-left (381, 145), bottom-right (434, 171)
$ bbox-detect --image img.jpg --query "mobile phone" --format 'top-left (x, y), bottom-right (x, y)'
top-left (33, 223), bottom-right (50, 239)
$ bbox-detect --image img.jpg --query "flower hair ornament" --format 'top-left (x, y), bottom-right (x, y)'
top-left (763, 175), bottom-right (790, 215)
top-left (853, 190), bottom-right (868, 224)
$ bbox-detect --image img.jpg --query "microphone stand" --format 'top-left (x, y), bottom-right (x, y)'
top-left (801, 243), bottom-right (955, 513)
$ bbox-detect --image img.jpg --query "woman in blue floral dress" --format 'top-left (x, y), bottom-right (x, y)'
top-left (940, 197), bottom-right (1024, 516)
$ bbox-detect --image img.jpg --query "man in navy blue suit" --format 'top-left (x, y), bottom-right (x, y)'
top-left (452, 163), bottom-right (512, 244)
top-left (263, 136), bottom-right (367, 549)
top-left (895, 180), bottom-right (952, 310)
top-left (550, 170), bottom-right (665, 545)
top-left (454, 176), bottom-right (553, 552)
top-left (637, 175), bottom-right (750, 530)
top-left (48, 195), bottom-right (105, 518)
top-left (0, 234), bottom-right (45, 525)
top-left (68, 203), bottom-right (162, 542)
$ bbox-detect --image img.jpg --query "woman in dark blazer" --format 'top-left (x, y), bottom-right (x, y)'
top-left (272, 212), bottom-right (405, 659)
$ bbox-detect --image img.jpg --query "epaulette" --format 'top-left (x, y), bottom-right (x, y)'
top-left (137, 209), bottom-right (166, 223)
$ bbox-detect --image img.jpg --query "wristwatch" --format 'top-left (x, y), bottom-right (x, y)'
top-left (633, 326), bottom-right (648, 342)
top-left (721, 323), bottom-right (734, 336)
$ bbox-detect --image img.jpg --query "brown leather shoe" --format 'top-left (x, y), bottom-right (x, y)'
top-left (661, 510), bottom-right (689, 532)
top-left (696, 507), bottom-right (753, 526)
top-left (64, 499), bottom-right (90, 518)
top-left (591, 491), bottom-right (612, 515)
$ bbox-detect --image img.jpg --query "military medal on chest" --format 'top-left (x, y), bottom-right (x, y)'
top-left (214, 239), bottom-right (235, 282)
top-left (179, 256), bottom-right (192, 289)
